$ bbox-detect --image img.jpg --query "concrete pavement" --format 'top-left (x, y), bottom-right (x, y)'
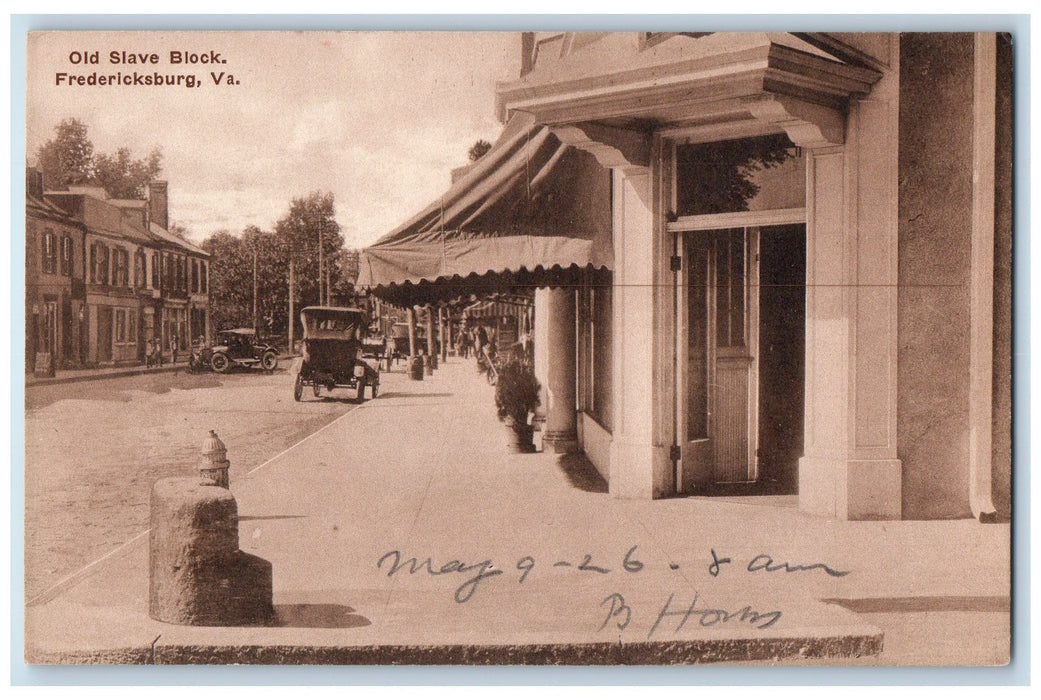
top-left (24, 357), bottom-right (1010, 665)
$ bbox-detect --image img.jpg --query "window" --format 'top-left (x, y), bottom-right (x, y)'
top-left (191, 259), bottom-right (199, 293)
top-left (715, 230), bottom-right (746, 349)
top-left (134, 250), bottom-right (146, 288)
top-left (115, 308), bottom-right (127, 343)
top-left (151, 252), bottom-right (161, 288)
top-left (200, 262), bottom-right (208, 293)
top-left (128, 309), bottom-right (137, 343)
top-left (675, 134), bottom-right (804, 217)
top-left (60, 236), bottom-right (72, 276)
top-left (42, 231), bottom-right (57, 274)
top-left (91, 243), bottom-right (110, 285)
top-left (113, 248), bottom-right (130, 287)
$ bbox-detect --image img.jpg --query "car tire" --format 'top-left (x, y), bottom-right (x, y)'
top-left (211, 353), bottom-right (230, 373)
top-left (261, 351), bottom-right (278, 372)
top-left (293, 373), bottom-right (303, 402)
top-left (356, 380), bottom-right (366, 403)
top-left (371, 383), bottom-right (379, 399)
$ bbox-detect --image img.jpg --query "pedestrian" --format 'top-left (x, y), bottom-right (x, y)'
top-left (169, 335), bottom-right (178, 365)
top-left (384, 335), bottom-right (395, 371)
top-left (458, 327), bottom-right (470, 359)
top-left (154, 336), bottom-right (164, 367)
top-left (145, 337), bottom-right (155, 367)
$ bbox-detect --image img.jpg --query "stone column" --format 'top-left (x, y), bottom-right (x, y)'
top-left (799, 44), bottom-right (902, 520)
top-left (425, 305), bottom-right (437, 371)
top-left (607, 165), bottom-right (674, 499)
top-left (407, 306), bottom-right (417, 357)
top-left (541, 287), bottom-right (579, 453)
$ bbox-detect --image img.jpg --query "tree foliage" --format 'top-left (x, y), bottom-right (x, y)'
top-left (35, 118), bottom-right (163, 198)
top-left (201, 192), bottom-right (361, 338)
top-left (35, 118), bottom-right (95, 189)
top-left (95, 146), bottom-right (163, 199)
top-left (468, 139), bottom-right (492, 162)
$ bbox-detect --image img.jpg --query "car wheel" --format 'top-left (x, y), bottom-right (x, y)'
top-left (211, 353), bottom-right (230, 373)
top-left (261, 351), bottom-right (278, 372)
top-left (371, 383), bottom-right (379, 399)
top-left (293, 373), bottom-right (303, 402)
top-left (356, 380), bottom-right (366, 402)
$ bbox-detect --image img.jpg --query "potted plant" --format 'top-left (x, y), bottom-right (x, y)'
top-left (494, 355), bottom-right (541, 453)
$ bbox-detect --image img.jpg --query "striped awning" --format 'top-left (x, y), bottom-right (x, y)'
top-left (357, 112), bottom-right (611, 307)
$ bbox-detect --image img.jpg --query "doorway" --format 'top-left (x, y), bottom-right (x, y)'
top-left (677, 224), bottom-right (805, 494)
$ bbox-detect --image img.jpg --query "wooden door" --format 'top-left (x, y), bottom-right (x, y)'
top-left (679, 228), bottom-right (758, 489)
top-left (98, 306), bottom-right (113, 362)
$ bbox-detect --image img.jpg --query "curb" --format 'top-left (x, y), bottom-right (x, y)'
top-left (26, 355), bottom-right (302, 388)
top-left (26, 631), bottom-right (884, 665)
top-left (25, 364), bottom-right (187, 388)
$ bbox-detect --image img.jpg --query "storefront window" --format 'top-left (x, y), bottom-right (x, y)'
top-left (675, 133), bottom-right (804, 217)
top-left (579, 269), bottom-right (613, 431)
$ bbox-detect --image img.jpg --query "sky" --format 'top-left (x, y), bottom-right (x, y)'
top-left (25, 31), bottom-right (520, 248)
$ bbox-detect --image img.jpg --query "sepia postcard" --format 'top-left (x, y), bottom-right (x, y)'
top-left (20, 26), bottom-right (1014, 670)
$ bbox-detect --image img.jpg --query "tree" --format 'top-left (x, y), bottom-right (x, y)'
top-left (275, 192), bottom-right (348, 343)
top-left (201, 226), bottom-right (290, 335)
top-left (468, 139), bottom-right (492, 162)
top-left (36, 118), bottom-right (95, 190)
top-left (34, 118), bottom-right (163, 198)
top-left (95, 146), bottom-right (163, 199)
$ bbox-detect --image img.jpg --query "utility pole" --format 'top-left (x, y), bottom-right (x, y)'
top-left (288, 248), bottom-right (295, 353)
top-left (317, 217), bottom-right (324, 307)
top-left (252, 244), bottom-right (259, 333)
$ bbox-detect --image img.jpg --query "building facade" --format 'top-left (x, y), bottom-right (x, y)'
top-left (496, 32), bottom-right (1013, 521)
top-left (38, 180), bottom-right (210, 367)
top-left (25, 170), bottom-right (87, 373)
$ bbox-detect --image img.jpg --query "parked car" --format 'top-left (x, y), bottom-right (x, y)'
top-left (294, 306), bottom-right (380, 401)
top-left (189, 329), bottom-right (279, 374)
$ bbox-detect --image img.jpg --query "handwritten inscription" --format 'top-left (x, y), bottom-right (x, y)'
top-left (600, 592), bottom-right (782, 638)
top-left (746, 554), bottom-right (850, 577)
top-left (376, 551), bottom-right (502, 603)
top-left (375, 546), bottom-right (848, 606)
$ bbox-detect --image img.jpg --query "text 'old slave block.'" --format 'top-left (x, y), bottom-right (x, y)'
top-left (148, 477), bottom-right (273, 626)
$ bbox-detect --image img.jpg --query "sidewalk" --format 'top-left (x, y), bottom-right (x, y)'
top-left (24, 357), bottom-right (1010, 665)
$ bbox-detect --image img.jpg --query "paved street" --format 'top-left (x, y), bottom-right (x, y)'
top-left (24, 365), bottom-right (361, 602)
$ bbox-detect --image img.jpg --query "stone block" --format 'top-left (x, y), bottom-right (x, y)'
top-left (149, 477), bottom-right (273, 626)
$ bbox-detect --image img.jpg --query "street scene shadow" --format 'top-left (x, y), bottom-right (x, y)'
top-left (272, 603), bottom-right (371, 629)
top-left (556, 452), bottom-right (608, 493)
top-left (823, 596), bottom-right (1010, 614)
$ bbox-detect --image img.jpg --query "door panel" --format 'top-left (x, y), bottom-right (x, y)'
top-left (715, 356), bottom-right (752, 482)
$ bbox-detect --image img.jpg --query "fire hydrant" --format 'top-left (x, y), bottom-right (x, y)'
top-left (148, 430), bottom-right (273, 626)
top-left (199, 430), bottom-right (230, 489)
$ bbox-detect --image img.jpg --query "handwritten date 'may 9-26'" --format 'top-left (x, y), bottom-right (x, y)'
top-left (376, 546), bottom-right (848, 604)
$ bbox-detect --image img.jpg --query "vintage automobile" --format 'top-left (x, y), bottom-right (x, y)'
top-left (294, 306), bottom-right (380, 402)
top-left (388, 322), bottom-right (428, 360)
top-left (189, 328), bottom-right (280, 373)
